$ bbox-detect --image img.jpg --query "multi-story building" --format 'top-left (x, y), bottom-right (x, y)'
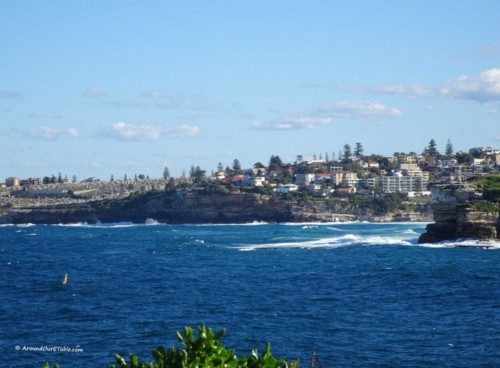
top-left (332, 171), bottom-right (358, 187)
top-left (376, 173), bottom-right (428, 193)
top-left (5, 177), bottom-right (21, 187)
top-left (399, 163), bottom-right (423, 176)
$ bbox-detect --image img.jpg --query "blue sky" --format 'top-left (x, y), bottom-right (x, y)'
top-left (1, 1), bottom-right (500, 180)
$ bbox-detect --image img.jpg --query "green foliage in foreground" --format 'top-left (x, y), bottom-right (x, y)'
top-left (110, 325), bottom-right (297, 368)
top-left (43, 325), bottom-right (299, 368)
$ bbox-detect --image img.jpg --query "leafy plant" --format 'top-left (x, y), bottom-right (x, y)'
top-left (108, 325), bottom-right (297, 368)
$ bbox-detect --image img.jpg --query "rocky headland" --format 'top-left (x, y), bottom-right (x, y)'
top-left (0, 185), bottom-right (432, 225)
top-left (0, 190), bottom-right (327, 224)
top-left (418, 182), bottom-right (500, 243)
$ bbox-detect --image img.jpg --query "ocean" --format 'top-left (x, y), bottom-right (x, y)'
top-left (1, 221), bottom-right (499, 367)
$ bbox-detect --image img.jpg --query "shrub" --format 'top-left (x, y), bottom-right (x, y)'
top-left (109, 325), bottom-right (296, 368)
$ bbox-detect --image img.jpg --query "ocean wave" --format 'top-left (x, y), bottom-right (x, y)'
top-left (54, 221), bottom-right (137, 228)
top-left (283, 221), bottom-right (360, 226)
top-left (418, 238), bottom-right (500, 250)
top-left (145, 218), bottom-right (161, 225)
top-left (238, 233), bottom-right (415, 251)
top-left (192, 221), bottom-right (270, 226)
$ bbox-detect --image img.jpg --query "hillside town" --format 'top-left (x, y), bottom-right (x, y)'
top-left (1, 142), bottom-right (500, 212)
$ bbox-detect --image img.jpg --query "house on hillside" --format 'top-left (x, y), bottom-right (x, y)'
top-left (214, 171), bottom-right (226, 180)
top-left (275, 183), bottom-right (299, 193)
top-left (5, 177), bottom-right (21, 187)
top-left (295, 173), bottom-right (315, 185)
top-left (335, 186), bottom-right (356, 196)
top-left (241, 176), bottom-right (266, 186)
top-left (314, 173), bottom-right (332, 183)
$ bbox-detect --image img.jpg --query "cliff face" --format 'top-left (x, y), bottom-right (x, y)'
top-left (418, 203), bottom-right (500, 243)
top-left (0, 191), bottom-right (335, 225)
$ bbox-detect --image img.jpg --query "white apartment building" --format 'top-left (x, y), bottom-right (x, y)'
top-left (332, 171), bottom-right (358, 186)
top-left (399, 163), bottom-right (422, 176)
top-left (376, 174), bottom-right (428, 193)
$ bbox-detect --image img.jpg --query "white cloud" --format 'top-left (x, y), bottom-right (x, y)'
top-left (439, 68), bottom-right (500, 103)
top-left (66, 128), bottom-right (80, 137)
top-left (250, 101), bottom-right (403, 130)
top-left (339, 69), bottom-right (500, 104)
top-left (83, 88), bottom-right (108, 97)
top-left (140, 89), bottom-right (166, 99)
top-left (167, 125), bottom-right (200, 138)
top-left (251, 116), bottom-right (332, 131)
top-left (109, 122), bottom-right (163, 141)
top-left (106, 122), bottom-right (200, 141)
top-left (29, 126), bottom-right (61, 140)
top-left (314, 101), bottom-right (404, 120)
top-left (371, 85), bottom-right (432, 96)
top-left (28, 126), bottom-right (80, 140)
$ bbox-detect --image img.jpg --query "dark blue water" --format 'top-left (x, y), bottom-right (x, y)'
top-left (1, 222), bottom-right (499, 367)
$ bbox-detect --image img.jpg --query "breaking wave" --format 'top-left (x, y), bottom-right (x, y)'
top-left (238, 233), bottom-right (415, 251)
top-left (418, 238), bottom-right (500, 250)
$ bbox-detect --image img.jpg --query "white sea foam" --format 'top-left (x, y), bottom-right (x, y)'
top-left (326, 226), bottom-right (349, 232)
top-left (55, 221), bottom-right (137, 228)
top-left (418, 238), bottom-right (500, 250)
top-left (402, 229), bottom-right (419, 234)
top-left (193, 221), bottom-right (269, 226)
top-left (145, 218), bottom-right (160, 225)
top-left (238, 233), bottom-right (416, 251)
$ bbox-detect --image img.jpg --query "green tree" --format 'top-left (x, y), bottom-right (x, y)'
top-left (232, 158), bottom-right (242, 174)
top-left (268, 155), bottom-right (284, 171)
top-left (217, 162), bottom-right (224, 172)
top-left (163, 166), bottom-right (170, 179)
top-left (190, 165), bottom-right (206, 183)
top-left (445, 139), bottom-right (454, 157)
top-left (343, 144), bottom-right (352, 162)
top-left (426, 139), bottom-right (439, 157)
top-left (354, 142), bottom-right (364, 158)
top-left (456, 151), bottom-right (474, 164)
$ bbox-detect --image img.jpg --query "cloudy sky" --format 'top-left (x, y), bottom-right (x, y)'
top-left (1, 1), bottom-right (500, 180)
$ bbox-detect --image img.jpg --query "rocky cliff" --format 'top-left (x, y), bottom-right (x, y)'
top-left (418, 183), bottom-right (500, 243)
top-left (0, 190), bottom-right (336, 225)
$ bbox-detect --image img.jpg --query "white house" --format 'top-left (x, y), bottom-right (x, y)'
top-left (241, 176), bottom-right (266, 186)
top-left (275, 183), bottom-right (299, 193)
top-left (295, 173), bottom-right (315, 185)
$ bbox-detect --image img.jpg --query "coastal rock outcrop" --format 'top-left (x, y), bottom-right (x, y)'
top-left (0, 190), bottom-right (330, 224)
top-left (418, 181), bottom-right (500, 243)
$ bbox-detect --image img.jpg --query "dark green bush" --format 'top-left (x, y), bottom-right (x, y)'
top-left (45, 325), bottom-right (299, 368)
top-left (110, 325), bottom-right (296, 368)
